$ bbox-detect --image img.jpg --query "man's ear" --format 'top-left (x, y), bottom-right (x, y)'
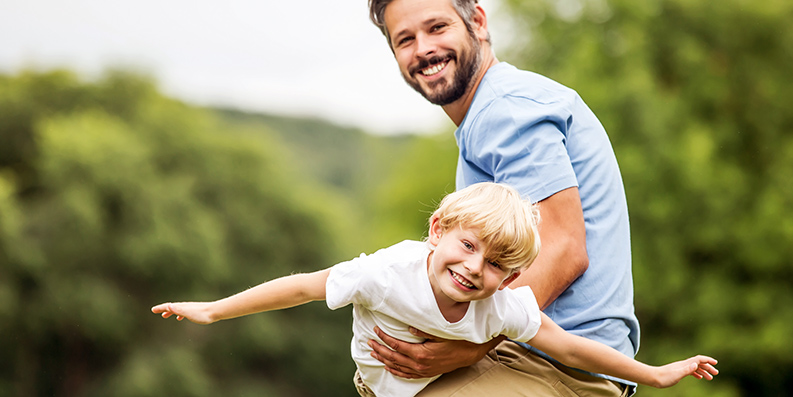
top-left (472, 4), bottom-right (489, 42)
top-left (428, 215), bottom-right (443, 245)
top-left (498, 271), bottom-right (521, 290)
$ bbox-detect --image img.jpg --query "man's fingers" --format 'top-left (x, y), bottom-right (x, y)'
top-left (374, 326), bottom-right (404, 351)
top-left (383, 363), bottom-right (422, 379)
top-left (368, 336), bottom-right (393, 357)
top-left (408, 327), bottom-right (437, 341)
top-left (368, 339), bottom-right (408, 366)
top-left (369, 338), bottom-right (423, 378)
top-left (370, 349), bottom-right (421, 378)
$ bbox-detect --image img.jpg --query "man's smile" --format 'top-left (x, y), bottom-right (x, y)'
top-left (410, 54), bottom-right (454, 79)
top-left (421, 61), bottom-right (448, 76)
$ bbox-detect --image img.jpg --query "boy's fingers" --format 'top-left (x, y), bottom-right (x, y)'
top-left (152, 303), bottom-right (174, 313)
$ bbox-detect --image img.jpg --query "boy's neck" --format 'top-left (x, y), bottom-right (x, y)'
top-left (437, 299), bottom-right (470, 323)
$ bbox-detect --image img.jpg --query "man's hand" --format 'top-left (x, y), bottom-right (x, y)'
top-left (368, 326), bottom-right (504, 379)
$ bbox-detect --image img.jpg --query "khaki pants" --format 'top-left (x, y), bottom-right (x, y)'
top-left (354, 369), bottom-right (377, 397)
top-left (417, 340), bottom-right (631, 397)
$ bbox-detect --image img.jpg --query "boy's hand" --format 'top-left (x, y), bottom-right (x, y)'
top-left (655, 355), bottom-right (719, 388)
top-left (151, 302), bottom-right (215, 325)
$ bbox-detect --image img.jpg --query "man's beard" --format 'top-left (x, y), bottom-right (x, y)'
top-left (403, 38), bottom-right (482, 106)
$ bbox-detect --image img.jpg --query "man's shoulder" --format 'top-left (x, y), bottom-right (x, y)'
top-left (478, 62), bottom-right (576, 105)
top-left (460, 63), bottom-right (578, 132)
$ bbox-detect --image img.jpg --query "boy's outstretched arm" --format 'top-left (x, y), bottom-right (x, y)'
top-left (151, 268), bottom-right (330, 325)
top-left (528, 313), bottom-right (719, 388)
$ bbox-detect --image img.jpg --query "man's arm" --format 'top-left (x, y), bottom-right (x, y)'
top-left (512, 187), bottom-right (588, 309)
top-left (370, 327), bottom-right (506, 379)
top-left (151, 268), bottom-right (330, 324)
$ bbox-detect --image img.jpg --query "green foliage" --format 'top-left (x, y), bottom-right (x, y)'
top-left (214, 109), bottom-right (459, 254)
top-left (365, 133), bottom-right (458, 251)
top-left (0, 70), bottom-right (355, 396)
top-left (499, 0), bottom-right (793, 395)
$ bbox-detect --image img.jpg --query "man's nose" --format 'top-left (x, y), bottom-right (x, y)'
top-left (415, 33), bottom-right (437, 58)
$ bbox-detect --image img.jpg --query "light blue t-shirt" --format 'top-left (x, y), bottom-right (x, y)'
top-left (455, 62), bottom-right (640, 383)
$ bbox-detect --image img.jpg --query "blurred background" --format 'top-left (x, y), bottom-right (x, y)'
top-left (1, 0), bottom-right (791, 396)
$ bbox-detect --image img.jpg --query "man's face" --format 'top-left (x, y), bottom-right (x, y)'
top-left (383, 0), bottom-right (483, 106)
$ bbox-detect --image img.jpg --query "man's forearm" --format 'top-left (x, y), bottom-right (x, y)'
top-left (515, 246), bottom-right (587, 309)
top-left (511, 187), bottom-right (588, 309)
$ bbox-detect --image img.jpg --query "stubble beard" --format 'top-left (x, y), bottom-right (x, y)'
top-left (403, 37), bottom-right (483, 106)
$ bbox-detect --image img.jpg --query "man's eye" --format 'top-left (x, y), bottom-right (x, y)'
top-left (431, 23), bottom-right (447, 32)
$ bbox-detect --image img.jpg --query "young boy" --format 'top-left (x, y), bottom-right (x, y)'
top-left (152, 182), bottom-right (718, 396)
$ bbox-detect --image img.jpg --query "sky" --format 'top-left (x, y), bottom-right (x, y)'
top-left (0, 0), bottom-right (504, 135)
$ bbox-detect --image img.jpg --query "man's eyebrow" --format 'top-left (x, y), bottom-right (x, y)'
top-left (392, 17), bottom-right (449, 41)
top-left (421, 17), bottom-right (452, 29)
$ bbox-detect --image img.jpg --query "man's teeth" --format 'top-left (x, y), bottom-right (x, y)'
top-left (451, 271), bottom-right (475, 288)
top-left (421, 62), bottom-right (447, 76)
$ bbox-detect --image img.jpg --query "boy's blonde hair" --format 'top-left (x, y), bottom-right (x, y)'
top-left (431, 182), bottom-right (541, 272)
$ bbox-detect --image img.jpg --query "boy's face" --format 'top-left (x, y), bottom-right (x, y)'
top-left (427, 217), bottom-right (520, 306)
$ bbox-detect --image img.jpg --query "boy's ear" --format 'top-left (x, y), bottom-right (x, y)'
top-left (428, 215), bottom-right (442, 245)
top-left (498, 271), bottom-right (521, 290)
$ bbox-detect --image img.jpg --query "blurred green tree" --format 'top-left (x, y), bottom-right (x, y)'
top-left (499, 0), bottom-right (793, 395)
top-left (364, 133), bottom-right (459, 252)
top-left (0, 70), bottom-right (355, 397)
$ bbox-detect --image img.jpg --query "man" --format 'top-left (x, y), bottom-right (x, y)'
top-left (365, 0), bottom-right (640, 395)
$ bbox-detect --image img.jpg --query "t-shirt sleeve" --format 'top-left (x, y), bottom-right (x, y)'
top-left (325, 252), bottom-right (389, 311)
top-left (464, 95), bottom-right (578, 203)
top-left (501, 286), bottom-right (543, 342)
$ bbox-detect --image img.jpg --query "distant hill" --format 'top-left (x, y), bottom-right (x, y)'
top-left (212, 108), bottom-right (419, 193)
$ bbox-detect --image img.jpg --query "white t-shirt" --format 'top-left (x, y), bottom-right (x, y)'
top-left (326, 240), bottom-right (542, 397)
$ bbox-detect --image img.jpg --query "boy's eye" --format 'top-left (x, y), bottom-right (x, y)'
top-left (462, 241), bottom-right (474, 250)
top-left (489, 261), bottom-right (502, 269)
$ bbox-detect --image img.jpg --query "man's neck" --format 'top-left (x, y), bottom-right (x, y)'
top-left (442, 55), bottom-right (499, 126)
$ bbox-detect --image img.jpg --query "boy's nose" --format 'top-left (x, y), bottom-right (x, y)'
top-left (464, 257), bottom-right (485, 277)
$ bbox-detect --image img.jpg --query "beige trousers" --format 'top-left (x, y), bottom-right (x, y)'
top-left (416, 341), bottom-right (631, 397)
top-left (354, 368), bottom-right (377, 397)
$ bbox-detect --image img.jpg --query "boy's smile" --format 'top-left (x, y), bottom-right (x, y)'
top-left (448, 268), bottom-right (476, 290)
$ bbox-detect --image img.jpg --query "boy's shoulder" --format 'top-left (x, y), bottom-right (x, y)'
top-left (367, 240), bottom-right (428, 266)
